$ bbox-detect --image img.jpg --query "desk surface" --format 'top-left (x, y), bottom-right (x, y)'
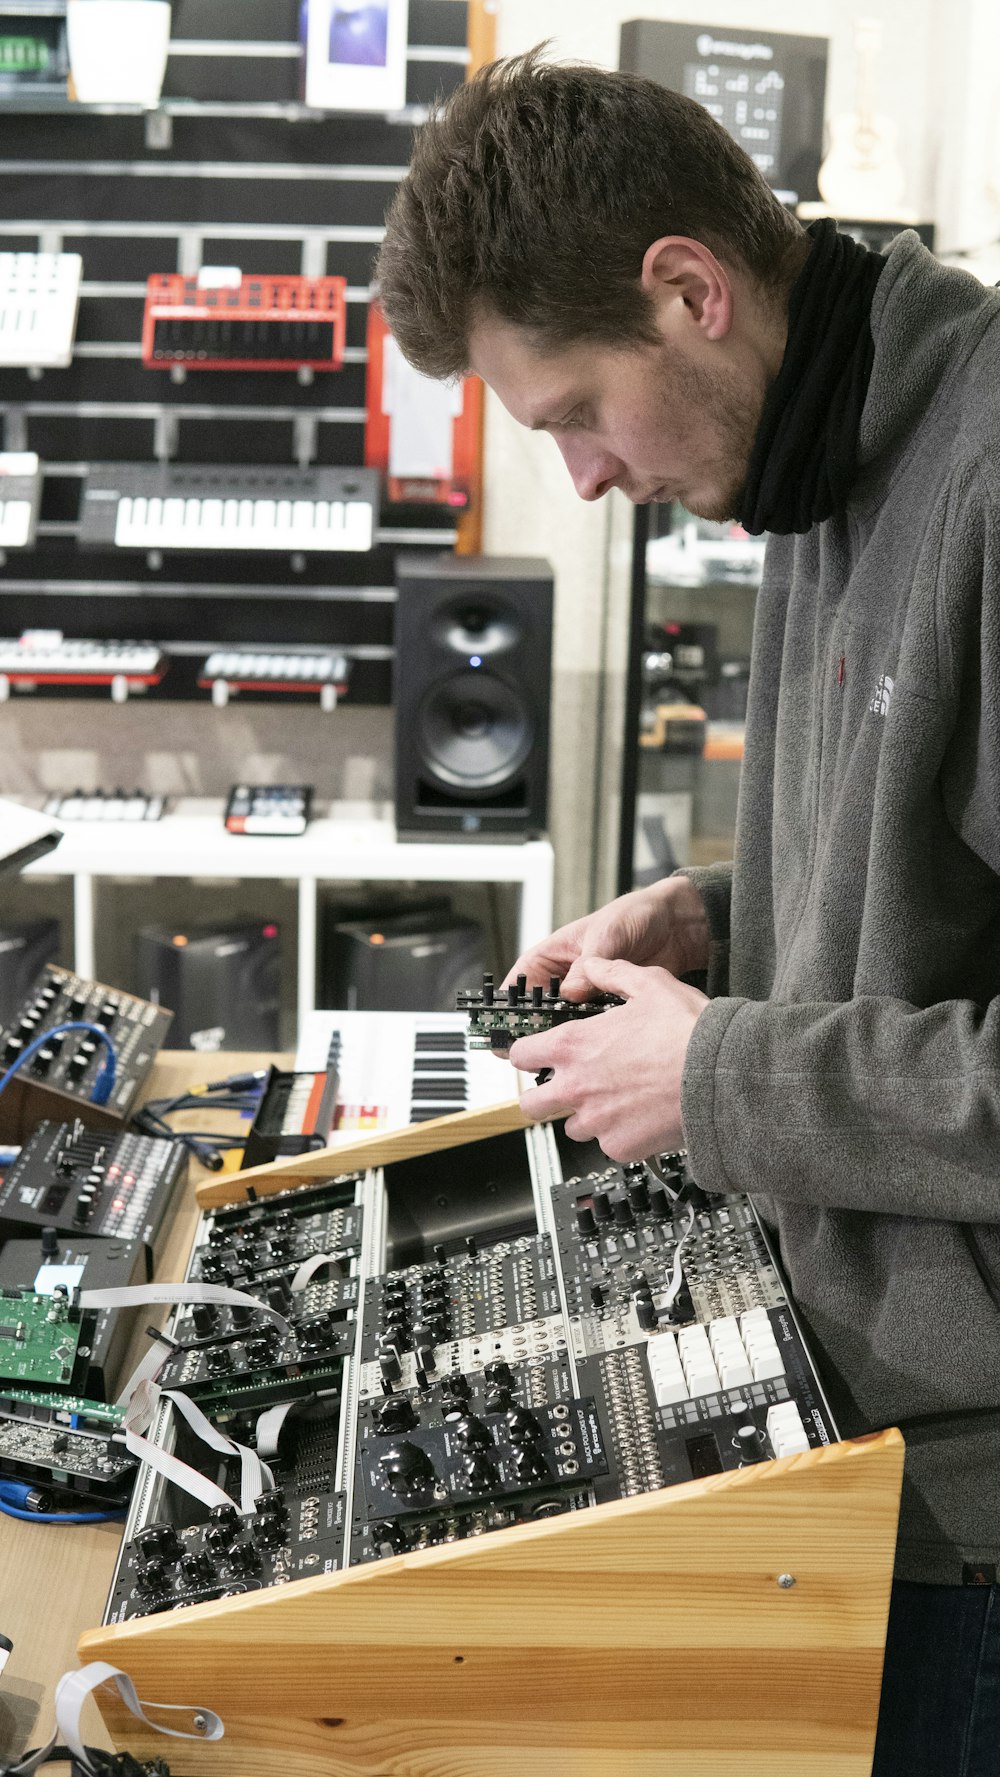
top-left (0, 1050), bottom-right (292, 1764)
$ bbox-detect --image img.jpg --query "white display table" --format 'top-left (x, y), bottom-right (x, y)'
top-left (19, 798), bottom-right (555, 1031)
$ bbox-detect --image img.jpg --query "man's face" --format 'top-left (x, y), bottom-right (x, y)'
top-left (468, 311), bottom-right (766, 524)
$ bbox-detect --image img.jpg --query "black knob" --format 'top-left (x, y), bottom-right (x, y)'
top-left (380, 1440), bottom-right (435, 1495)
top-left (380, 1321), bottom-right (410, 1353)
top-left (179, 1550), bottom-right (215, 1585)
top-left (226, 1539), bottom-right (262, 1574)
top-left (32, 1046), bottom-right (55, 1075)
top-left (374, 1395), bottom-right (418, 1434)
top-left (371, 1519), bottom-right (409, 1556)
top-left (205, 1504), bottom-right (241, 1548)
top-left (592, 1189), bottom-right (612, 1224)
top-left (634, 1291), bottom-right (658, 1333)
top-left (97, 1002), bottom-right (118, 1028)
top-left (648, 1185), bottom-right (669, 1219)
top-left (135, 1557), bottom-right (169, 1595)
top-left (379, 1349), bottom-right (403, 1389)
top-left (443, 1370), bottom-right (470, 1398)
top-left (134, 1522), bottom-right (182, 1565)
top-left (40, 1227), bottom-right (60, 1259)
top-left (736, 1423), bottom-right (768, 1464)
top-left (207, 1225), bottom-right (230, 1248)
top-left (192, 1303), bottom-right (220, 1337)
top-left (413, 1344), bottom-right (436, 1379)
top-left (461, 1451), bottom-right (498, 1490)
top-left (245, 1332), bottom-right (277, 1366)
top-left (451, 1414), bottom-right (490, 1451)
top-left (511, 1443), bottom-right (549, 1484)
top-left (484, 1360), bottom-right (513, 1388)
top-left (413, 1317), bottom-right (446, 1347)
top-left (576, 1203), bottom-right (597, 1236)
top-left (206, 1345), bottom-right (230, 1373)
top-left (505, 1408), bottom-right (542, 1443)
top-left (612, 1194), bottom-right (634, 1227)
top-left (296, 1314), bottom-right (337, 1354)
top-left (485, 1385), bottom-right (514, 1414)
top-left (590, 1282), bottom-right (605, 1309)
top-left (230, 1304), bottom-right (254, 1330)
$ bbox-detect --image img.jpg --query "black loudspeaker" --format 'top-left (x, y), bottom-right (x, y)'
top-left (323, 908), bottom-right (485, 1012)
top-left (393, 553), bottom-right (553, 838)
top-left (134, 922), bottom-right (281, 1051)
top-left (0, 919), bottom-right (61, 1028)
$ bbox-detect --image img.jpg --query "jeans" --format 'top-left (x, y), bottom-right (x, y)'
top-left (871, 1580), bottom-right (1000, 1776)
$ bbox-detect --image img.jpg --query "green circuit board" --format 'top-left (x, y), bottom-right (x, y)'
top-left (0, 1288), bottom-right (87, 1387)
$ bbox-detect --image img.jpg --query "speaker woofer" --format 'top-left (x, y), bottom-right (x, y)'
top-left (417, 671), bottom-right (533, 788)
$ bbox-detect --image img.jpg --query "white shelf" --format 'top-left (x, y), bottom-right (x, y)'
top-left (20, 798), bottom-right (555, 1030)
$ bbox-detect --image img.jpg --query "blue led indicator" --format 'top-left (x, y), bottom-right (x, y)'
top-left (469, 655), bottom-right (482, 668)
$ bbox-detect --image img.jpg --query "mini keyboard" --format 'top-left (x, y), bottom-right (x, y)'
top-left (0, 637), bottom-right (165, 686)
top-left (0, 452), bottom-right (42, 549)
top-left (80, 465), bottom-right (378, 554)
top-left (42, 789), bottom-right (165, 822)
top-left (142, 272), bottom-right (347, 371)
top-left (200, 651), bottom-right (349, 692)
top-left (0, 252), bottom-right (82, 368)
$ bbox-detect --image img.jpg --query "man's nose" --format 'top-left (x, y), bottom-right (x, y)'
top-left (557, 437), bottom-right (621, 502)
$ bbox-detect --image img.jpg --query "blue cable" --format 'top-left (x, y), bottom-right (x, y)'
top-left (0, 1481), bottom-right (124, 1524)
top-left (0, 1022), bottom-right (116, 1107)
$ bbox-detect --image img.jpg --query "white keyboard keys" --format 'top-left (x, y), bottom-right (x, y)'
top-left (766, 1401), bottom-right (811, 1458)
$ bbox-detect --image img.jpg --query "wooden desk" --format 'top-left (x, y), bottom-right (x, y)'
top-left (0, 1050), bottom-right (291, 1764)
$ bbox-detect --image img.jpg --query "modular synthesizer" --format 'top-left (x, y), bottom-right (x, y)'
top-left (103, 1122), bottom-right (837, 1623)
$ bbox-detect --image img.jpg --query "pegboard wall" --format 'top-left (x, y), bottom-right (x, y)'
top-left (0, 0), bottom-right (478, 705)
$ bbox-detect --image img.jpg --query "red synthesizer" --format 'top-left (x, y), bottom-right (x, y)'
top-left (141, 273), bottom-right (348, 371)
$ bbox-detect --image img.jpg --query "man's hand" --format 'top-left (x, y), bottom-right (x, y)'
top-left (501, 874), bottom-right (710, 1002)
top-left (508, 956), bottom-right (708, 1163)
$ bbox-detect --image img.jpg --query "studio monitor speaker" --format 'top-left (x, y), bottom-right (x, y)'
top-left (393, 553), bottom-right (553, 839)
top-left (134, 922), bottom-right (281, 1051)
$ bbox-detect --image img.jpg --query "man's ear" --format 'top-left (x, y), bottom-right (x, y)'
top-left (640, 236), bottom-right (733, 341)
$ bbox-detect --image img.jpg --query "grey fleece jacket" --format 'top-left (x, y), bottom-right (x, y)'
top-left (681, 231), bottom-right (1000, 1585)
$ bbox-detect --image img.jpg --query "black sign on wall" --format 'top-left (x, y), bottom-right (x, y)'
top-left (619, 18), bottom-right (828, 205)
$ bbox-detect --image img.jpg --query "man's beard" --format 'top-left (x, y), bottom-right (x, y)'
top-left (656, 349), bottom-right (764, 525)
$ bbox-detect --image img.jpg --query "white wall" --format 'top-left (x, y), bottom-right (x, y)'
top-left (482, 0), bottom-right (970, 925)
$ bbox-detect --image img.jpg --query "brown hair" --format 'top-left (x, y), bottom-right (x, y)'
top-left (376, 45), bottom-right (805, 378)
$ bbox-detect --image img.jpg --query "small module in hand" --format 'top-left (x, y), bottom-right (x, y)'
top-left (457, 972), bottom-right (624, 1052)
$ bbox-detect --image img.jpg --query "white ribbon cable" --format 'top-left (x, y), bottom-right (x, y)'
top-left (114, 1330), bottom-right (174, 1407)
top-left (55, 1661), bottom-right (224, 1766)
top-left (80, 1280), bottom-right (291, 1332)
top-left (664, 1203), bottom-right (696, 1309)
top-left (121, 1380), bottom-right (236, 1513)
top-left (289, 1250), bottom-right (344, 1292)
top-left (163, 1388), bottom-right (273, 1513)
top-left (254, 1397), bottom-right (301, 1463)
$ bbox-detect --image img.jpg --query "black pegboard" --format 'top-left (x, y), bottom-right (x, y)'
top-left (0, 0), bottom-right (471, 705)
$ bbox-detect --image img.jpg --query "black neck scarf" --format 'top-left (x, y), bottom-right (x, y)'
top-left (739, 218), bottom-right (887, 537)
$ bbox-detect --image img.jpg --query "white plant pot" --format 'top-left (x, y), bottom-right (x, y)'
top-left (67, 0), bottom-right (171, 107)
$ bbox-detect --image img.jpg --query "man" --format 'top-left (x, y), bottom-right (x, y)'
top-left (375, 49), bottom-right (1000, 1774)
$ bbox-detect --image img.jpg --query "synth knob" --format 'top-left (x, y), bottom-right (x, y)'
top-left (443, 1370), bottom-right (470, 1398)
top-left (226, 1539), bottom-right (262, 1575)
top-left (245, 1332), bottom-right (278, 1366)
top-left (505, 1408), bottom-right (543, 1444)
top-left (32, 1046), bottom-right (55, 1075)
top-left (230, 1304), bottom-right (254, 1331)
top-left (461, 1451), bottom-right (498, 1491)
top-left (590, 1283), bottom-right (606, 1309)
top-left (575, 1203), bottom-right (597, 1236)
top-left (191, 1303), bottom-right (220, 1337)
top-left (179, 1549), bottom-right (216, 1585)
top-left (134, 1522), bottom-right (182, 1565)
top-left (97, 1001), bottom-right (118, 1028)
top-left (266, 1280), bottom-right (292, 1312)
top-left (295, 1314), bottom-right (336, 1353)
top-left (135, 1557), bottom-right (169, 1596)
top-left (633, 1290), bottom-right (658, 1333)
top-left (207, 1225), bottom-right (230, 1247)
top-left (379, 1440), bottom-right (436, 1496)
top-left (413, 1316), bottom-right (446, 1347)
top-left (206, 1345), bottom-right (231, 1373)
top-left (647, 1185), bottom-right (669, 1220)
top-left (373, 1395), bottom-right (418, 1435)
top-left (484, 1385), bottom-right (514, 1414)
top-left (40, 1227), bottom-right (60, 1259)
top-left (511, 1443), bottom-right (550, 1484)
top-left (625, 1171), bottom-right (650, 1213)
top-left (371, 1519), bottom-right (409, 1556)
top-left (735, 1423), bottom-right (768, 1465)
top-left (253, 1487), bottom-right (289, 1523)
top-left (199, 1256), bottom-right (234, 1286)
top-left (611, 1194), bottom-right (635, 1227)
top-left (591, 1189), bottom-right (612, 1224)
top-left (378, 1349), bottom-right (403, 1389)
top-left (484, 1360), bottom-right (514, 1389)
top-left (205, 1503), bottom-right (241, 1548)
top-left (451, 1414), bottom-right (490, 1451)
top-left (413, 1344), bottom-right (436, 1382)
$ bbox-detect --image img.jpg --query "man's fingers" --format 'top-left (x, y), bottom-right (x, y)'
top-left (517, 1079), bottom-right (574, 1124)
top-left (573, 955), bottom-right (648, 997)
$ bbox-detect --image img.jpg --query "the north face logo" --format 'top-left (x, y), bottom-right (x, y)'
top-left (869, 673), bottom-right (894, 717)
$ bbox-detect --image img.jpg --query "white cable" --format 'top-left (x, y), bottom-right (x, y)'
top-left (163, 1388), bottom-right (273, 1514)
top-left (120, 1381), bottom-right (235, 1513)
top-left (80, 1280), bottom-right (291, 1332)
top-left (289, 1250), bottom-right (343, 1292)
top-left (54, 1661), bottom-right (224, 1766)
top-left (664, 1203), bottom-right (696, 1309)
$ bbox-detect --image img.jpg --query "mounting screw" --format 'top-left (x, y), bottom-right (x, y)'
top-left (192, 1714), bottom-right (207, 1731)
top-left (777, 1573), bottom-right (796, 1590)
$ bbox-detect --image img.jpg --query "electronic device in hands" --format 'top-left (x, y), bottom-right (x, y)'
top-left (457, 972), bottom-right (625, 1052)
top-left (224, 784), bottom-right (313, 837)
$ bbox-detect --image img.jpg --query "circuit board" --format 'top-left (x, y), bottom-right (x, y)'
top-left (456, 974), bottom-right (623, 1052)
top-left (0, 1287), bottom-right (91, 1387)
